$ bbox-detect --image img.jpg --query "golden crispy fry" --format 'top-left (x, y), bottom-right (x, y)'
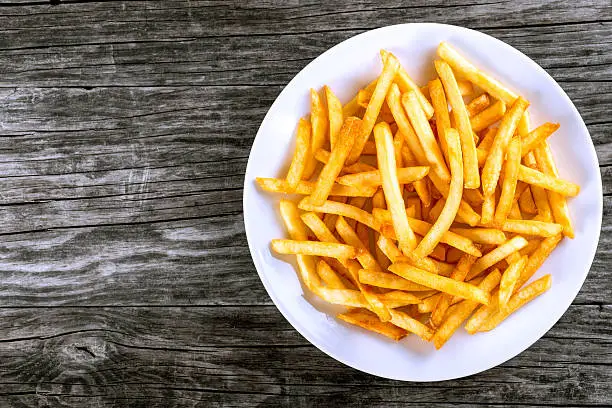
top-left (445, 247), bottom-right (463, 263)
top-left (317, 260), bottom-right (348, 290)
top-left (389, 263), bottom-right (490, 304)
top-left (314, 286), bottom-right (368, 307)
top-left (377, 234), bottom-right (445, 275)
top-left (337, 308), bottom-right (406, 340)
top-left (419, 293), bottom-right (442, 313)
top-left (372, 189), bottom-right (390, 268)
top-left (400, 143), bottom-right (431, 206)
top-left (402, 90), bottom-right (450, 183)
top-left (298, 198), bottom-right (379, 231)
top-left (324, 86), bottom-right (344, 149)
top-left (427, 198), bottom-right (445, 223)
top-left (519, 239), bottom-right (542, 257)
top-left (336, 166), bottom-right (429, 188)
top-left (521, 122), bottom-right (560, 157)
top-left (523, 152), bottom-right (553, 221)
top-left (256, 177), bottom-right (376, 197)
top-left (286, 118), bottom-right (312, 189)
top-left (432, 269), bottom-right (501, 348)
top-left (517, 165), bottom-right (580, 197)
top-left (362, 140), bottom-right (377, 155)
top-left (278, 200), bottom-right (321, 290)
top-left (375, 122), bottom-right (418, 251)
top-left (435, 60), bottom-right (480, 188)
top-left (468, 236), bottom-right (529, 280)
top-left (381, 49), bottom-right (434, 118)
top-left (502, 219), bottom-right (563, 237)
top-left (478, 126), bottom-right (497, 150)
top-left (463, 188), bottom-right (485, 208)
top-left (309, 117), bottom-right (362, 205)
top-left (358, 268), bottom-right (431, 291)
top-left (499, 256), bottom-right (527, 308)
top-left (481, 192), bottom-right (495, 226)
top-left (314, 148), bottom-right (377, 174)
top-left (389, 308), bottom-right (434, 341)
top-left (515, 234), bottom-right (562, 290)
top-left (336, 216), bottom-right (380, 271)
top-left (303, 89), bottom-right (329, 178)
top-left (348, 54), bottom-right (400, 163)
top-left (437, 42), bottom-right (518, 105)
top-left (344, 259), bottom-right (391, 321)
top-left (378, 290), bottom-right (422, 308)
top-left (493, 137), bottom-right (522, 226)
top-left (450, 227), bottom-right (507, 245)
top-left (301, 212), bottom-right (340, 244)
top-left (430, 253), bottom-right (479, 327)
top-left (470, 100), bottom-right (506, 132)
top-left (517, 109), bottom-right (531, 137)
top-left (464, 289), bottom-right (500, 334)
top-left (387, 84), bottom-right (428, 164)
top-left (428, 172), bottom-right (481, 226)
top-left (481, 97), bottom-right (530, 196)
top-left (478, 274), bottom-right (552, 332)
top-left (271, 239), bottom-right (357, 259)
top-left (428, 78), bottom-right (452, 164)
top-left (518, 186), bottom-right (538, 214)
top-left (466, 93), bottom-right (491, 117)
top-left (342, 78), bottom-right (377, 117)
top-left (415, 129), bottom-right (463, 258)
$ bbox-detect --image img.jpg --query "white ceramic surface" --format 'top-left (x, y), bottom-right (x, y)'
top-left (242, 23), bottom-right (602, 381)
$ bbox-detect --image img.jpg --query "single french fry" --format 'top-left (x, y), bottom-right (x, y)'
top-left (336, 166), bottom-right (429, 188)
top-left (387, 84), bottom-right (428, 164)
top-left (301, 212), bottom-right (340, 244)
top-left (389, 308), bottom-right (434, 341)
top-left (298, 199), bottom-right (379, 231)
top-left (521, 122), bottom-right (560, 157)
top-left (375, 122), bottom-right (418, 251)
top-left (278, 200), bottom-right (321, 290)
top-left (336, 216), bottom-right (380, 271)
top-left (478, 274), bottom-right (552, 332)
top-left (515, 234), bottom-right (562, 290)
top-left (517, 165), bottom-right (580, 197)
top-left (286, 118), bottom-right (312, 189)
top-left (256, 178), bottom-right (376, 197)
top-left (520, 239), bottom-right (542, 257)
top-left (445, 247), bottom-right (463, 263)
top-left (372, 189), bottom-right (390, 268)
top-left (362, 140), bottom-right (377, 155)
top-left (498, 256), bottom-right (528, 308)
top-left (323, 196), bottom-right (346, 234)
top-left (314, 148), bottom-right (377, 174)
top-left (343, 259), bottom-right (391, 321)
top-left (316, 259), bottom-right (348, 289)
top-left (308, 117), bottom-right (362, 205)
top-left (482, 97), bottom-right (530, 196)
top-left (466, 93), bottom-right (491, 117)
top-left (428, 78), bottom-right (452, 164)
top-left (435, 59), bottom-right (480, 188)
top-left (400, 143), bottom-right (431, 206)
top-left (271, 239), bottom-right (357, 259)
top-left (428, 171), bottom-right (481, 226)
top-left (523, 152), bottom-right (553, 221)
top-left (358, 268), bottom-right (431, 291)
top-left (381, 49), bottom-right (434, 118)
top-left (518, 186), bottom-right (538, 214)
top-left (464, 289), bottom-right (500, 334)
top-left (493, 137), bottom-right (522, 226)
top-left (324, 86), bottom-right (344, 149)
top-left (302, 89), bottom-right (329, 178)
top-left (432, 269), bottom-right (501, 348)
top-left (338, 308), bottom-right (406, 340)
top-left (342, 78), bottom-right (377, 117)
top-left (502, 219), bottom-right (563, 237)
top-left (419, 293), bottom-right (443, 313)
top-left (348, 54), bottom-right (400, 163)
top-left (450, 227), bottom-right (507, 245)
top-left (389, 263), bottom-right (490, 304)
top-left (463, 188), bottom-right (485, 208)
top-left (378, 290), bottom-right (422, 308)
top-left (481, 193), bottom-right (495, 226)
top-left (414, 129), bottom-right (463, 258)
top-left (478, 126), bottom-right (497, 150)
top-left (467, 236), bottom-right (528, 280)
top-left (427, 198), bottom-right (445, 223)
top-left (377, 234), bottom-right (445, 275)
top-left (402, 90), bottom-right (451, 184)
top-left (470, 100), bottom-right (506, 132)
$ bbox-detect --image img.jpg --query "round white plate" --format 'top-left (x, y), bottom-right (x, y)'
top-left (243, 23), bottom-right (602, 381)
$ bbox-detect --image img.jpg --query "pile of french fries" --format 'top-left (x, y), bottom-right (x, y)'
top-left (256, 42), bottom-right (579, 349)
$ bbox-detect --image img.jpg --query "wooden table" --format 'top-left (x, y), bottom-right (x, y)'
top-left (0, 1), bottom-right (609, 406)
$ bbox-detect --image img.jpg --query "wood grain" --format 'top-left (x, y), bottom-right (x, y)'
top-left (0, 0), bottom-right (609, 406)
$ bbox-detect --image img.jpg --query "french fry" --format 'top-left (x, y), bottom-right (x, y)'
top-left (348, 53), bottom-right (400, 163)
top-left (302, 89), bottom-right (329, 178)
top-left (493, 137), bottom-right (522, 226)
top-left (430, 253), bottom-right (479, 327)
top-left (428, 171), bottom-right (481, 226)
top-left (342, 78), bottom-right (377, 117)
top-left (256, 177), bottom-right (376, 197)
top-left (381, 49), bottom-right (434, 118)
top-left (336, 216), bottom-right (380, 271)
top-left (271, 239), bottom-right (357, 259)
top-left (301, 211), bottom-right (341, 247)
top-left (336, 166), bottom-right (429, 188)
top-left (481, 97), bottom-right (530, 196)
top-left (463, 188), bottom-right (484, 208)
top-left (534, 143), bottom-right (575, 237)
top-left (386, 84), bottom-right (428, 165)
top-left (375, 122), bottom-right (418, 251)
top-left (308, 117), bottom-right (362, 205)
top-left (427, 198), bottom-right (445, 223)
top-left (464, 289), bottom-right (500, 334)
top-left (324, 86), bottom-right (344, 149)
top-left (286, 118), bottom-right (311, 189)
top-left (470, 100), bottom-right (506, 132)
top-left (498, 256), bottom-right (528, 308)
top-left (515, 234), bottom-right (562, 290)
top-left (414, 129), bottom-right (463, 258)
top-left (402, 90), bottom-right (450, 183)
top-left (358, 268), bottom-right (431, 291)
top-left (517, 165), bottom-right (580, 197)
top-left (378, 290), bottom-right (422, 307)
top-left (389, 308), bottom-right (434, 341)
top-left (445, 247), bottom-right (463, 263)
top-left (419, 293), bottom-right (443, 313)
top-left (502, 219), bottom-right (563, 237)
top-left (278, 200), bottom-right (321, 290)
top-left (338, 308), bottom-right (406, 340)
top-left (478, 126), bottom-right (497, 151)
top-left (428, 78), bottom-right (452, 164)
top-left (315, 286), bottom-right (368, 307)
top-left (521, 122), bottom-right (560, 157)
top-left (314, 148), bottom-right (377, 174)
top-left (450, 227), bottom-right (507, 245)
top-left (400, 143), bottom-right (431, 206)
top-left (362, 140), bottom-right (377, 155)
top-left (298, 199), bottom-right (380, 231)
top-left (466, 93), bottom-right (491, 117)
top-left (343, 259), bottom-right (391, 321)
top-left (481, 193), bottom-right (495, 226)
top-left (518, 186), bottom-right (538, 214)
top-left (523, 152), bottom-right (553, 221)
top-left (377, 234), bottom-right (445, 275)
top-left (467, 236), bottom-right (529, 280)
top-left (478, 274), bottom-right (552, 332)
top-left (435, 59), bottom-right (480, 188)
top-left (520, 239), bottom-right (542, 257)
top-left (372, 189), bottom-right (390, 268)
top-left (389, 263), bottom-right (490, 305)
top-left (432, 269), bottom-right (501, 348)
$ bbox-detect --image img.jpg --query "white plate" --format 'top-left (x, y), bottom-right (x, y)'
top-left (242, 23), bottom-right (602, 381)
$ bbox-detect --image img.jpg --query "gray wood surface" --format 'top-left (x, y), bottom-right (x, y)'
top-left (0, 1), bottom-right (609, 407)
